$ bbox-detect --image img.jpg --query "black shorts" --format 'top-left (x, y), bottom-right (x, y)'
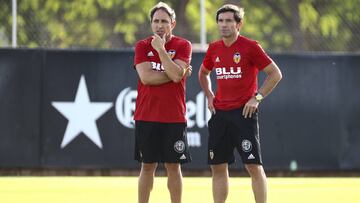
top-left (134, 121), bottom-right (191, 164)
top-left (207, 107), bottom-right (262, 165)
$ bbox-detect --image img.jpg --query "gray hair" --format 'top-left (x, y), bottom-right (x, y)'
top-left (150, 2), bottom-right (176, 22)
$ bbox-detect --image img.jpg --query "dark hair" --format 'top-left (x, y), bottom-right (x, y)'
top-left (216, 4), bottom-right (244, 23)
top-left (150, 2), bottom-right (176, 22)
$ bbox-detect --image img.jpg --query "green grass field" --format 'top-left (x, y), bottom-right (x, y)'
top-left (0, 177), bottom-right (359, 203)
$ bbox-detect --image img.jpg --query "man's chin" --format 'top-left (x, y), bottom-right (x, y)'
top-left (156, 33), bottom-right (165, 37)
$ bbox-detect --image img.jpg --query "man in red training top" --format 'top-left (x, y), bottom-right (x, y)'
top-left (133, 2), bottom-right (192, 203)
top-left (198, 4), bottom-right (282, 203)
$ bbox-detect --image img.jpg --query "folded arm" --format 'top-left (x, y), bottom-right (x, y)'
top-left (135, 62), bottom-right (172, 85)
top-left (152, 34), bottom-right (189, 83)
top-left (157, 49), bottom-right (188, 83)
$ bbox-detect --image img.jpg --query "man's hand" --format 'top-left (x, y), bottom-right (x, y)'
top-left (151, 34), bottom-right (166, 52)
top-left (242, 97), bottom-right (259, 118)
top-left (207, 95), bottom-right (216, 115)
top-left (184, 65), bottom-right (192, 77)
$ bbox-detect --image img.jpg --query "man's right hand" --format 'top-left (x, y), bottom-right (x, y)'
top-left (207, 95), bottom-right (216, 114)
top-left (151, 34), bottom-right (166, 52)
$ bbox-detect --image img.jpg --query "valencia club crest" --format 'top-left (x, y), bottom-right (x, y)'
top-left (233, 52), bottom-right (241, 64)
top-left (168, 50), bottom-right (176, 59)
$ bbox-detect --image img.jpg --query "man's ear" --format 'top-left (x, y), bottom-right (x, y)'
top-left (237, 20), bottom-right (244, 31)
top-left (171, 20), bottom-right (176, 29)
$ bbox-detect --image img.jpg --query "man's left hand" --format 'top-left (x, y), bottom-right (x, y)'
top-left (185, 65), bottom-right (192, 77)
top-left (242, 97), bottom-right (259, 118)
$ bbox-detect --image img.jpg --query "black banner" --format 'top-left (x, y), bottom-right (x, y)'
top-left (0, 49), bottom-right (359, 171)
top-left (0, 49), bottom-right (42, 167)
top-left (42, 50), bottom-right (138, 168)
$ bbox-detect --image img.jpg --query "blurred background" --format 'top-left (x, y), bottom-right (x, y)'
top-left (1, 0), bottom-right (360, 52)
top-left (0, 0), bottom-right (360, 176)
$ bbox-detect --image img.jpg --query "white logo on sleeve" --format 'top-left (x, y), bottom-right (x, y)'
top-left (147, 51), bottom-right (154, 56)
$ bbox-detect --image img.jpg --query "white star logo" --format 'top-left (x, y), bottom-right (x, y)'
top-left (52, 75), bottom-right (113, 149)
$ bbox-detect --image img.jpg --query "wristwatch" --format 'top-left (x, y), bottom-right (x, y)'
top-left (255, 92), bottom-right (264, 102)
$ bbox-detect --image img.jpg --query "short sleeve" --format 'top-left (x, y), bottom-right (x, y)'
top-left (202, 43), bottom-right (214, 71)
top-left (174, 40), bottom-right (192, 65)
top-left (134, 40), bottom-right (149, 67)
top-left (250, 42), bottom-right (272, 70)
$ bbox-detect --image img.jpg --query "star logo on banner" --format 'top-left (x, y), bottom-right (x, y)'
top-left (52, 75), bottom-right (113, 149)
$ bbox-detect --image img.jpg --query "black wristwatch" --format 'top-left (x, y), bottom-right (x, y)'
top-left (255, 92), bottom-right (264, 102)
